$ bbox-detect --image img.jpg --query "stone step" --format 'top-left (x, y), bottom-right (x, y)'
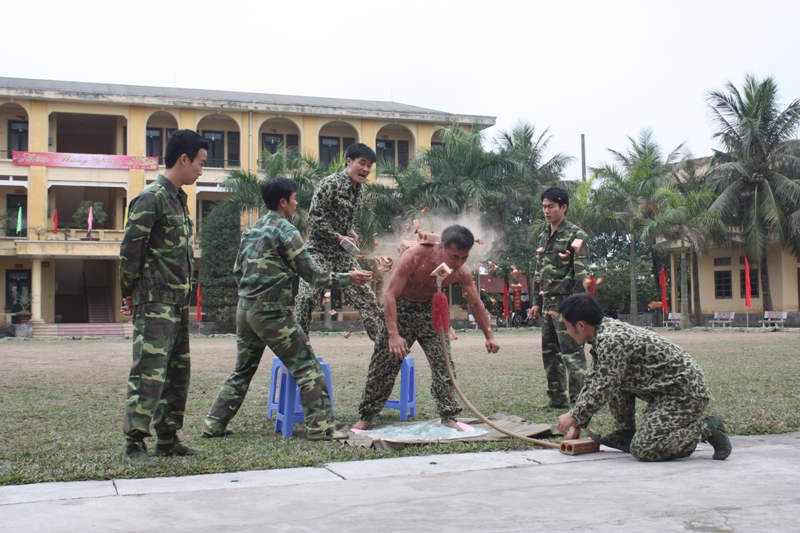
top-left (32, 323), bottom-right (134, 338)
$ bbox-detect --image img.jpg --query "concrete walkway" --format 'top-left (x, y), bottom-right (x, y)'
top-left (1, 433), bottom-right (798, 532)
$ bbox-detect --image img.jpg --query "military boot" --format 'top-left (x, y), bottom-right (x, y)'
top-left (124, 440), bottom-right (154, 466)
top-left (588, 428), bottom-right (636, 453)
top-left (154, 436), bottom-right (207, 457)
top-left (703, 415), bottom-right (732, 460)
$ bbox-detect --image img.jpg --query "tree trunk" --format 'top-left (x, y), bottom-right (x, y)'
top-left (692, 252), bottom-right (703, 326)
top-left (679, 245), bottom-right (690, 329)
top-left (760, 255), bottom-right (773, 311)
top-left (629, 232), bottom-right (638, 325)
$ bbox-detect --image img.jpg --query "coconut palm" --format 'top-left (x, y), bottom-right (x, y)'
top-left (593, 128), bottom-right (684, 325)
top-left (221, 145), bottom-right (337, 235)
top-left (706, 74), bottom-right (800, 310)
top-left (417, 124), bottom-right (522, 215)
top-left (642, 171), bottom-right (725, 329)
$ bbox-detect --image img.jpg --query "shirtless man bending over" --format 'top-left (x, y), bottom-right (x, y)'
top-left (352, 224), bottom-right (499, 430)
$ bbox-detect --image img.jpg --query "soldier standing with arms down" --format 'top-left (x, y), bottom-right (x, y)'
top-left (529, 187), bottom-right (590, 409)
top-left (202, 178), bottom-right (373, 440)
top-left (293, 143), bottom-right (381, 340)
top-left (119, 130), bottom-right (209, 466)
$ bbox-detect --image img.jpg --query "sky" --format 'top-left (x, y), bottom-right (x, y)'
top-left (5, 0), bottom-right (799, 180)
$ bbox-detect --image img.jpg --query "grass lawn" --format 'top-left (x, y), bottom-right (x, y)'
top-left (1, 327), bottom-right (798, 485)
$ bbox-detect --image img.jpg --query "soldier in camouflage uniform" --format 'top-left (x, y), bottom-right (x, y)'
top-left (202, 177), bottom-right (373, 441)
top-left (352, 225), bottom-right (499, 431)
top-left (294, 143), bottom-right (381, 340)
top-left (119, 130), bottom-right (210, 466)
top-left (530, 187), bottom-right (590, 408)
top-left (556, 294), bottom-right (732, 462)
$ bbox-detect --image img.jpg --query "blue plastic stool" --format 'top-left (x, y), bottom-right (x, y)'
top-left (268, 356), bottom-right (334, 438)
top-left (383, 356), bottom-right (416, 420)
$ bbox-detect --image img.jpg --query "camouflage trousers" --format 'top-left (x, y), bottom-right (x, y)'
top-left (611, 391), bottom-right (712, 462)
top-left (123, 302), bottom-right (190, 444)
top-left (294, 251), bottom-right (380, 341)
top-left (541, 308), bottom-right (587, 406)
top-left (358, 298), bottom-right (462, 423)
top-left (203, 307), bottom-right (334, 435)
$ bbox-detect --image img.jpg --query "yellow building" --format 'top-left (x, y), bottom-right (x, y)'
top-left (667, 244), bottom-right (799, 316)
top-left (0, 77), bottom-right (494, 327)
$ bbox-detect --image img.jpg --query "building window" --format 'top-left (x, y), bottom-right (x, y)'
top-left (319, 136), bottom-right (340, 166)
top-left (376, 140), bottom-right (395, 165)
top-left (203, 131), bottom-right (225, 167)
top-left (714, 271), bottom-right (732, 299)
top-left (263, 134), bottom-right (282, 154)
top-left (228, 131), bottom-right (240, 167)
top-left (7, 121), bottom-right (28, 157)
top-left (398, 140), bottom-right (409, 169)
top-left (343, 137), bottom-right (355, 152)
top-left (146, 128), bottom-right (163, 164)
top-left (263, 133), bottom-right (299, 155)
top-left (739, 269), bottom-right (759, 298)
top-left (5, 194), bottom-right (27, 237)
top-left (714, 257), bottom-right (732, 266)
top-left (431, 142), bottom-right (444, 151)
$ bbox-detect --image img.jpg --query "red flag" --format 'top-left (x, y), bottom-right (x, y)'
top-left (502, 281), bottom-right (509, 319)
top-left (660, 266), bottom-right (668, 313)
top-left (744, 257), bottom-right (751, 308)
top-left (53, 209), bottom-right (58, 234)
top-left (196, 281), bottom-right (202, 322)
top-left (589, 273), bottom-right (596, 297)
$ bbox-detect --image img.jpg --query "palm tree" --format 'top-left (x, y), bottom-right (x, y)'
top-left (491, 121), bottom-right (573, 288)
top-left (706, 74), bottom-right (800, 311)
top-left (642, 170), bottom-right (725, 329)
top-left (221, 145), bottom-right (337, 235)
top-left (593, 128), bottom-right (684, 325)
top-left (417, 124), bottom-right (522, 215)
top-left (358, 161), bottom-right (455, 251)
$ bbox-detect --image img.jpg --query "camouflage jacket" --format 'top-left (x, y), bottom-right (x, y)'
top-left (571, 318), bottom-right (711, 428)
top-left (531, 218), bottom-right (590, 309)
top-left (305, 170), bottom-right (363, 258)
top-left (236, 211), bottom-right (351, 311)
top-left (119, 174), bottom-right (193, 306)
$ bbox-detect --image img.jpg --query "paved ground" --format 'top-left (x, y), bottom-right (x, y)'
top-left (1, 432), bottom-right (798, 532)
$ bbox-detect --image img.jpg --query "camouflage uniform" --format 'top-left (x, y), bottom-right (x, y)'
top-left (203, 211), bottom-right (351, 436)
top-left (532, 218), bottom-right (590, 406)
top-left (571, 318), bottom-right (714, 462)
top-left (357, 298), bottom-right (462, 424)
top-left (120, 174), bottom-right (193, 446)
top-left (294, 171), bottom-right (380, 340)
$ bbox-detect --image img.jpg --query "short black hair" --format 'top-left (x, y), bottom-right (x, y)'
top-left (441, 224), bottom-right (475, 251)
top-left (558, 294), bottom-right (604, 326)
top-left (541, 186), bottom-right (570, 207)
top-left (345, 143), bottom-right (377, 164)
top-left (261, 177), bottom-right (298, 210)
top-left (164, 129), bottom-right (210, 169)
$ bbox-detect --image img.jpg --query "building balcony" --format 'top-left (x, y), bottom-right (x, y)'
top-left (2, 230), bottom-right (202, 259)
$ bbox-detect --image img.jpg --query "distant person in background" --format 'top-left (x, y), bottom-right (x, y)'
top-left (119, 129), bottom-right (209, 466)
